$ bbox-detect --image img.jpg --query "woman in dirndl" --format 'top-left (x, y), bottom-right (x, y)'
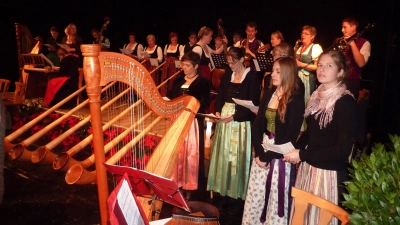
top-left (242, 57), bottom-right (304, 224)
top-left (284, 49), bottom-right (358, 225)
top-left (161, 32), bottom-right (184, 96)
top-left (207, 47), bottom-right (260, 204)
top-left (295, 25), bottom-right (323, 105)
top-left (168, 51), bottom-right (211, 193)
top-left (192, 26), bottom-right (227, 81)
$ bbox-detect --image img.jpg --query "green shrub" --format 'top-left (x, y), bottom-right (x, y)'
top-left (343, 134), bottom-right (400, 225)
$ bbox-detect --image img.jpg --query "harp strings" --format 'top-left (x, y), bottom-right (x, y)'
top-left (100, 56), bottom-right (169, 174)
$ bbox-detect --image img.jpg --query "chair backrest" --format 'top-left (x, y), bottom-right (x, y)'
top-left (0, 79), bottom-right (10, 97)
top-left (14, 81), bottom-right (27, 103)
top-left (291, 187), bottom-right (350, 225)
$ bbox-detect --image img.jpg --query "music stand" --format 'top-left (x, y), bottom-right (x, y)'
top-left (22, 53), bottom-right (55, 68)
top-left (105, 164), bottom-right (191, 218)
top-left (254, 52), bottom-right (273, 72)
top-left (210, 54), bottom-right (227, 69)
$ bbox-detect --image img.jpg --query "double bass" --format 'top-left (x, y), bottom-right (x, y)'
top-left (94, 17), bottom-right (110, 51)
top-left (217, 18), bottom-right (227, 54)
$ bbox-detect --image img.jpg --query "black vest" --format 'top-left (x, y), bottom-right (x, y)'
top-left (184, 43), bottom-right (194, 54)
top-left (166, 44), bottom-right (181, 58)
top-left (193, 44), bottom-right (210, 66)
top-left (145, 45), bottom-right (161, 59)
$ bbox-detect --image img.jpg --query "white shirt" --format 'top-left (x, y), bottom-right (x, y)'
top-left (123, 43), bottom-right (144, 60)
top-left (359, 40), bottom-right (371, 63)
top-left (295, 44), bottom-right (323, 61)
top-left (164, 44), bottom-right (184, 60)
top-left (192, 44), bottom-right (212, 59)
top-left (144, 45), bottom-right (163, 63)
top-left (231, 67), bottom-right (250, 83)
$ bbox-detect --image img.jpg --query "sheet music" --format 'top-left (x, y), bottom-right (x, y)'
top-left (175, 60), bottom-right (181, 68)
top-left (197, 113), bottom-right (219, 119)
top-left (232, 98), bottom-right (259, 111)
top-left (44, 44), bottom-right (55, 49)
top-left (142, 51), bottom-right (151, 58)
top-left (262, 142), bottom-right (295, 154)
top-left (56, 43), bottom-right (75, 52)
top-left (119, 48), bottom-right (133, 55)
top-left (116, 179), bottom-right (146, 225)
top-left (149, 58), bottom-right (159, 66)
top-left (253, 59), bottom-right (261, 71)
top-left (149, 218), bottom-right (172, 225)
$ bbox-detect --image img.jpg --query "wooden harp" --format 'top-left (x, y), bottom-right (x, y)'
top-left (70, 44), bottom-right (199, 223)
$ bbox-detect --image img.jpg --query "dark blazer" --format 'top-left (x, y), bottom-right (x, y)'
top-left (253, 87), bottom-right (305, 163)
top-left (215, 69), bottom-right (261, 122)
top-left (167, 73), bottom-right (211, 113)
top-left (296, 94), bottom-right (358, 170)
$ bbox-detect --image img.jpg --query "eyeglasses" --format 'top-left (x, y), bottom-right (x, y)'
top-left (189, 36), bottom-right (197, 39)
top-left (227, 60), bottom-right (240, 66)
top-left (300, 32), bottom-right (311, 35)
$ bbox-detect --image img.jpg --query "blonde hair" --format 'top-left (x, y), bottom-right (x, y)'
top-left (197, 26), bottom-right (213, 40)
top-left (65, 23), bottom-right (77, 43)
top-left (271, 30), bottom-right (285, 43)
top-left (146, 34), bottom-right (156, 42)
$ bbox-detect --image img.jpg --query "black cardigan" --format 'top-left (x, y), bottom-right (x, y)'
top-left (296, 94), bottom-right (358, 170)
top-left (167, 73), bottom-right (211, 113)
top-left (253, 88), bottom-right (305, 162)
top-left (215, 69), bottom-right (260, 122)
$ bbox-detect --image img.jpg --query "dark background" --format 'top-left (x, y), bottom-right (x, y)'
top-left (0, 0), bottom-right (399, 139)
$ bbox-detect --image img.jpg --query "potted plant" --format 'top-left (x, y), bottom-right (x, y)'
top-left (343, 134), bottom-right (400, 225)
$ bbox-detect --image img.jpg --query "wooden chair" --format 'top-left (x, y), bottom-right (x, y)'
top-left (0, 78), bottom-right (10, 99)
top-left (3, 81), bottom-right (27, 106)
top-left (291, 187), bottom-right (350, 225)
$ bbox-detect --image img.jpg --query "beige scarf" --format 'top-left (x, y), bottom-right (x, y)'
top-left (304, 82), bottom-right (353, 128)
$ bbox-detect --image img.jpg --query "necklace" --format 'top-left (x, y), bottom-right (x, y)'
top-left (274, 91), bottom-right (282, 100)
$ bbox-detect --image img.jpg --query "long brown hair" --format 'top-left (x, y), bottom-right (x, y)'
top-left (270, 57), bottom-right (298, 122)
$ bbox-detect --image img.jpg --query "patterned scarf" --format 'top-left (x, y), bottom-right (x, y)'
top-left (304, 82), bottom-right (353, 128)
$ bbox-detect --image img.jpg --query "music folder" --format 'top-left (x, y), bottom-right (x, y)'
top-left (105, 164), bottom-right (190, 212)
top-left (107, 172), bottom-right (150, 225)
top-left (254, 52), bottom-right (273, 72)
top-left (120, 48), bottom-right (133, 55)
top-left (56, 43), bottom-right (75, 52)
top-left (210, 53), bottom-right (227, 69)
top-left (149, 58), bottom-right (159, 67)
top-left (174, 60), bottom-right (182, 69)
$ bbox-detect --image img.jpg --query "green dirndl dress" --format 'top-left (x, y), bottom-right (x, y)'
top-left (207, 102), bottom-right (252, 199)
